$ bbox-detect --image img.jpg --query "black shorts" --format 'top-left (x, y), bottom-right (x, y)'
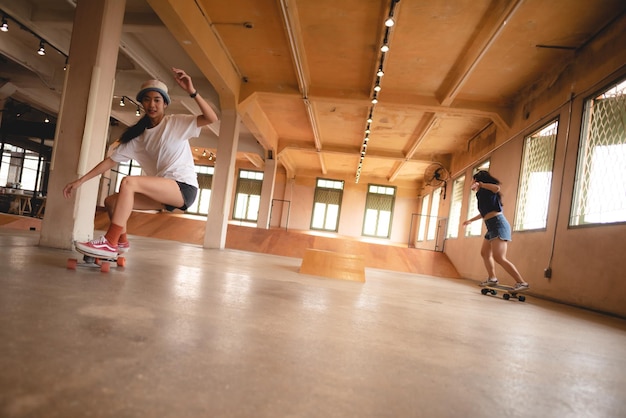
top-left (164, 181), bottom-right (198, 212)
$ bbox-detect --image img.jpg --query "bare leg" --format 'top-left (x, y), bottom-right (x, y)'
top-left (490, 239), bottom-right (526, 284)
top-left (110, 176), bottom-right (184, 230)
top-left (480, 239), bottom-right (497, 278)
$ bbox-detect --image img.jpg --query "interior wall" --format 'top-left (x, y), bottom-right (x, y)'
top-left (443, 14), bottom-right (626, 318)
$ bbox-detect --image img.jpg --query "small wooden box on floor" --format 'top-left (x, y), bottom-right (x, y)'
top-left (299, 248), bottom-right (365, 282)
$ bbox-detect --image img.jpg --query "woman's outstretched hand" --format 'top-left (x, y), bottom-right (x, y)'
top-left (172, 67), bottom-right (195, 95)
top-left (63, 179), bottom-right (82, 198)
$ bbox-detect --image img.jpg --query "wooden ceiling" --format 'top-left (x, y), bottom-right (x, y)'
top-left (1, 0), bottom-right (625, 187)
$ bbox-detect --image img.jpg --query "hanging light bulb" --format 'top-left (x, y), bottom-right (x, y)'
top-left (44, 116), bottom-right (50, 123)
top-left (1, 16), bottom-right (8, 32)
top-left (119, 97), bottom-right (125, 107)
top-left (135, 106), bottom-right (141, 116)
top-left (37, 40), bottom-right (46, 55)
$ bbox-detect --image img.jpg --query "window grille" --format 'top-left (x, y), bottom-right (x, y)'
top-left (514, 120), bottom-right (558, 230)
top-left (466, 161), bottom-right (490, 236)
top-left (417, 194), bottom-right (430, 241)
top-left (427, 187), bottom-right (441, 240)
top-left (571, 79), bottom-right (626, 225)
top-left (447, 175), bottom-right (465, 238)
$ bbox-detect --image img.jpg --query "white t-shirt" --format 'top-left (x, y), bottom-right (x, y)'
top-left (110, 114), bottom-right (201, 188)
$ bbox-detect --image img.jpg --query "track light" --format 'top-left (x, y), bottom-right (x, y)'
top-left (119, 97), bottom-right (125, 106)
top-left (37, 40), bottom-right (45, 55)
top-left (1, 16), bottom-right (8, 32)
top-left (44, 116), bottom-right (49, 123)
top-left (135, 107), bottom-right (141, 116)
top-left (381, 44), bottom-right (389, 53)
top-left (377, 68), bottom-right (384, 77)
top-left (372, 97), bottom-right (378, 104)
top-left (374, 84), bottom-right (381, 92)
top-left (385, 17), bottom-right (395, 27)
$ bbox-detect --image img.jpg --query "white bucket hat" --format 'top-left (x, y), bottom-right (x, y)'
top-left (136, 79), bottom-right (171, 105)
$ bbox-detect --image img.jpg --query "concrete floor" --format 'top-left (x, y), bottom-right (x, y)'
top-left (1, 229), bottom-right (626, 418)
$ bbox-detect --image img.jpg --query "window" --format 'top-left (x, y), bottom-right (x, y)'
top-left (186, 165), bottom-right (214, 215)
top-left (571, 78), bottom-right (626, 226)
top-left (233, 169), bottom-right (263, 222)
top-left (363, 184), bottom-right (395, 238)
top-left (115, 160), bottom-right (142, 192)
top-left (311, 178), bottom-right (343, 231)
top-left (466, 160), bottom-right (490, 237)
top-left (447, 175), bottom-right (465, 238)
top-left (514, 120), bottom-right (558, 230)
top-left (417, 194), bottom-right (430, 242)
top-left (427, 187), bottom-right (441, 240)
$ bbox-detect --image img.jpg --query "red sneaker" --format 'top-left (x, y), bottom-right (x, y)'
top-left (117, 241), bottom-right (130, 254)
top-left (75, 236), bottom-right (117, 258)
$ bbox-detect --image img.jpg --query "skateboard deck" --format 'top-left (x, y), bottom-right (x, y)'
top-left (480, 283), bottom-right (527, 302)
top-left (67, 244), bottom-right (126, 273)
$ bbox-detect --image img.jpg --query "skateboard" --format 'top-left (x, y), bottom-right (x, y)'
top-left (480, 283), bottom-right (527, 302)
top-left (67, 244), bottom-right (126, 273)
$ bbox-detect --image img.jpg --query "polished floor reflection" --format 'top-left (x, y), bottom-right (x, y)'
top-left (1, 229), bottom-right (625, 417)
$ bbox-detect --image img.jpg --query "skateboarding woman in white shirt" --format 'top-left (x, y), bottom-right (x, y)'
top-left (63, 67), bottom-right (218, 258)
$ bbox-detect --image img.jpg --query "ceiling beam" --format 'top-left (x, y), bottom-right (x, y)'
top-left (436, 0), bottom-right (525, 106)
top-left (146, 0), bottom-right (241, 109)
top-left (278, 0), bottom-right (323, 153)
top-left (388, 113), bottom-right (438, 182)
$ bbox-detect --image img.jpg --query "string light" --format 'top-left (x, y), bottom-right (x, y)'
top-left (37, 39), bottom-right (45, 55)
top-left (356, 0), bottom-right (400, 183)
top-left (0, 9), bottom-right (68, 62)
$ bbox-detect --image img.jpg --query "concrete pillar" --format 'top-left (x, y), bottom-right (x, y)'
top-left (40, 0), bottom-right (126, 249)
top-left (256, 157), bottom-right (277, 229)
top-left (204, 109), bottom-right (240, 249)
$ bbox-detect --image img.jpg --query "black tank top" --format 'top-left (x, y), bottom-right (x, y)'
top-left (476, 188), bottom-right (502, 217)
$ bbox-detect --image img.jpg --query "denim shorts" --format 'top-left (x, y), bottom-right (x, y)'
top-left (484, 213), bottom-right (512, 241)
top-left (164, 181), bottom-right (198, 212)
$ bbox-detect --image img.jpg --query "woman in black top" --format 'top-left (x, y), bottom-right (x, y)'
top-left (463, 171), bottom-right (529, 291)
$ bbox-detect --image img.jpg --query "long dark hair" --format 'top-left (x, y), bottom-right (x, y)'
top-left (474, 170), bottom-right (503, 205)
top-left (119, 115), bottom-right (151, 144)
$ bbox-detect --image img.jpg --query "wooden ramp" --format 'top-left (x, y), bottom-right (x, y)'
top-left (0, 211), bottom-right (460, 279)
top-left (95, 209), bottom-right (460, 279)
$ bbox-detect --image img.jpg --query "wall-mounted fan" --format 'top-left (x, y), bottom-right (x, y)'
top-left (423, 162), bottom-right (451, 199)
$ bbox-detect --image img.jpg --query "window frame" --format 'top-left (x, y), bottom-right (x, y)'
top-left (310, 178), bottom-right (344, 232)
top-left (362, 184), bottom-right (396, 239)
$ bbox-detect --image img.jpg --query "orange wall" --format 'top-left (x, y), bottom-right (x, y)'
top-left (444, 14), bottom-right (626, 318)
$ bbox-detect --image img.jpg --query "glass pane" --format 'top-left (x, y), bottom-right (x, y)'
top-left (234, 194), bottom-right (248, 219)
top-left (376, 210), bottom-right (391, 236)
top-left (311, 202), bottom-right (327, 229)
top-left (325, 204), bottom-right (339, 230)
top-left (247, 195), bottom-right (260, 220)
top-left (427, 187), bottom-right (441, 240)
top-left (418, 195), bottom-right (430, 241)
top-left (363, 208), bottom-right (378, 235)
top-left (571, 79), bottom-right (626, 225)
top-left (447, 176), bottom-right (465, 238)
top-left (514, 120), bottom-right (557, 230)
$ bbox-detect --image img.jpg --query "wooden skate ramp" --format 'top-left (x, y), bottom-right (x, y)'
top-left (94, 209), bottom-right (460, 278)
